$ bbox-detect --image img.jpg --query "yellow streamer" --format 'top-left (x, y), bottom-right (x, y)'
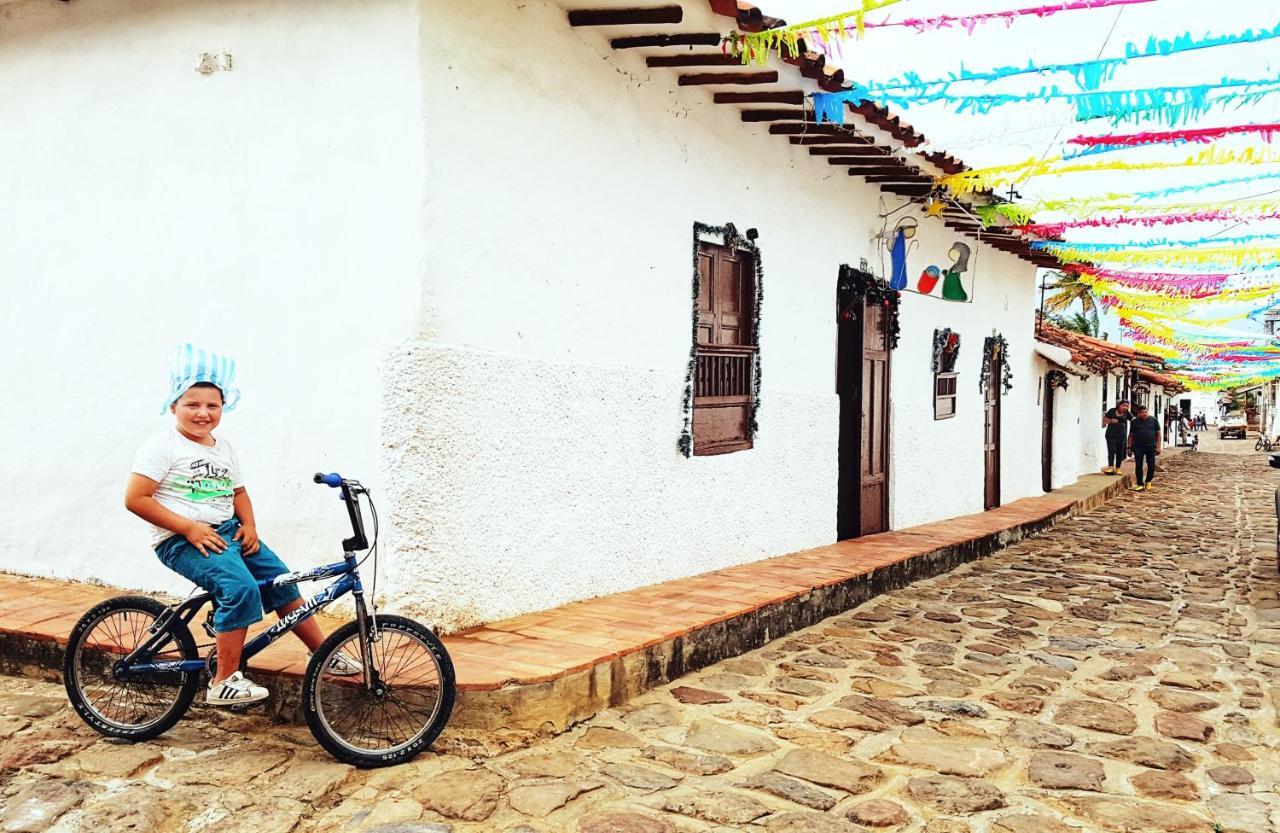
top-left (939, 146), bottom-right (1280, 195)
top-left (737, 1), bottom-right (907, 64)
top-left (1044, 245), bottom-right (1280, 269)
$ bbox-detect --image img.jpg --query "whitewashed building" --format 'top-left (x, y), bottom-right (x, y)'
top-left (1, 0), bottom-right (1112, 630)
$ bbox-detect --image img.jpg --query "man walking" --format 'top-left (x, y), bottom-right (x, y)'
top-left (1128, 404), bottom-right (1161, 491)
top-left (1102, 399), bottom-right (1132, 475)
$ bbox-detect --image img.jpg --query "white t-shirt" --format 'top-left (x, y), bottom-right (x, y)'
top-left (131, 428), bottom-right (245, 546)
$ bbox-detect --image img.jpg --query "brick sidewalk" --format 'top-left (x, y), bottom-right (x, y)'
top-left (0, 458), bottom-right (1170, 732)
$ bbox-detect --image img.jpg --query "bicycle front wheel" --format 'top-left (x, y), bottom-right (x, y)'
top-left (64, 595), bottom-right (199, 741)
top-left (303, 615), bottom-right (455, 767)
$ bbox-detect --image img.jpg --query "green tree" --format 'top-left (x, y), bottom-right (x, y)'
top-left (1050, 311), bottom-right (1100, 337)
top-left (1043, 270), bottom-right (1099, 332)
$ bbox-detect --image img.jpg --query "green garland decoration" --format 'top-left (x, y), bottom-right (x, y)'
top-left (931, 328), bottom-right (960, 373)
top-left (837, 265), bottom-right (902, 349)
top-left (679, 222), bottom-right (765, 458)
top-left (980, 335), bottom-right (1014, 395)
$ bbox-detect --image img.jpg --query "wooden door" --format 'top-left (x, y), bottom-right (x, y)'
top-left (860, 303), bottom-right (890, 534)
top-left (836, 274), bottom-right (890, 540)
top-left (984, 358), bottom-right (1002, 510)
top-left (1041, 375), bottom-right (1055, 493)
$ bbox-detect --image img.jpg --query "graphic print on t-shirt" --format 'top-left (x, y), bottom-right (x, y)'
top-left (179, 459), bottom-right (234, 502)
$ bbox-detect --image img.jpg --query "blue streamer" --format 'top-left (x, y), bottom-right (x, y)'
top-left (1033, 232), bottom-right (1280, 252)
top-left (1131, 170), bottom-right (1280, 201)
top-left (871, 23), bottom-right (1280, 96)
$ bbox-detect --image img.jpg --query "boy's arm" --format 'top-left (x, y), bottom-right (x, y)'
top-left (124, 474), bottom-right (227, 556)
top-left (232, 488), bottom-right (261, 555)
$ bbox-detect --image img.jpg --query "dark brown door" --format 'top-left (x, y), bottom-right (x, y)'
top-left (836, 270), bottom-right (890, 539)
top-left (1041, 375), bottom-right (1055, 492)
top-left (860, 303), bottom-right (890, 534)
top-left (984, 359), bottom-right (1002, 510)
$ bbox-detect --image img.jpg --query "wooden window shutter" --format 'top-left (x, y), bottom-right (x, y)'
top-left (692, 241), bottom-right (757, 455)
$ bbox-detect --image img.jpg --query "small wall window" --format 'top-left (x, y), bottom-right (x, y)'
top-left (935, 372), bottom-right (958, 420)
top-left (932, 328), bottom-right (960, 421)
top-left (692, 240), bottom-right (758, 455)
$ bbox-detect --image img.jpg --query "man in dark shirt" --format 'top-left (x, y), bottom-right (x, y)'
top-left (1128, 404), bottom-right (1162, 491)
top-left (1102, 400), bottom-right (1132, 474)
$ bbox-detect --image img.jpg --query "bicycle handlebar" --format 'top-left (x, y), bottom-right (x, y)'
top-left (312, 472), bottom-right (369, 552)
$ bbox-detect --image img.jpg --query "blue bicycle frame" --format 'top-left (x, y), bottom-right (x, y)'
top-left (123, 474), bottom-right (377, 679)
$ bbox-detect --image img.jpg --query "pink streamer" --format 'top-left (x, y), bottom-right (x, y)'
top-left (1068, 264), bottom-right (1231, 298)
top-left (860, 0), bottom-right (1155, 35)
top-left (1017, 210), bottom-right (1280, 237)
top-left (1068, 122), bottom-right (1280, 148)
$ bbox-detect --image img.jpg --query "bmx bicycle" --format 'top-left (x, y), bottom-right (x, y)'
top-left (63, 473), bottom-right (454, 767)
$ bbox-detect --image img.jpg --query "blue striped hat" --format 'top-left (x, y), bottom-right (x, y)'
top-left (162, 344), bottom-right (241, 413)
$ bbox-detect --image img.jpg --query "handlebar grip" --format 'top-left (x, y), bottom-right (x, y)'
top-left (313, 472), bottom-right (344, 487)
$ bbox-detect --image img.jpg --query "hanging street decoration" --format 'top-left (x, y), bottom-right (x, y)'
top-left (1014, 209), bottom-right (1280, 237)
top-left (938, 146), bottom-right (1280, 196)
top-left (813, 76), bottom-right (1280, 128)
top-left (869, 24), bottom-right (1280, 98)
top-left (1067, 122), bottom-right (1280, 150)
top-left (980, 335), bottom-right (1014, 395)
top-left (735, 0), bottom-right (908, 64)
top-left (745, 0), bottom-right (1280, 389)
top-left (733, 0), bottom-right (1154, 62)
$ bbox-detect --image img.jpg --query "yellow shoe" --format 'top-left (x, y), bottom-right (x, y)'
top-left (1143, 482), bottom-right (1153, 490)
top-left (1131, 485), bottom-right (1145, 492)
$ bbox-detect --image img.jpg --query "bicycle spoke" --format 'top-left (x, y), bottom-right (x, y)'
top-left (314, 626), bottom-right (444, 754)
top-left (72, 607), bottom-right (191, 731)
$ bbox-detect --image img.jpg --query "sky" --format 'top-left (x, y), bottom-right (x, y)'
top-left (765, 1), bottom-right (1280, 366)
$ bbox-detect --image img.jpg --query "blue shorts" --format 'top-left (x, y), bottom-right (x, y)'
top-left (155, 518), bottom-right (303, 633)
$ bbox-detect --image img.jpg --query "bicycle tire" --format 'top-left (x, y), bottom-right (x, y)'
top-left (302, 615), bottom-right (455, 767)
top-left (64, 595), bottom-right (199, 741)
top-left (1257, 438), bottom-right (1265, 451)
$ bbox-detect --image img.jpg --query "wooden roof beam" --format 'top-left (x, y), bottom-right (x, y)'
top-left (569, 6), bottom-right (684, 26)
top-left (646, 53), bottom-right (740, 67)
top-left (611, 33), bottom-right (721, 48)
top-left (680, 71), bottom-right (778, 85)
top-left (713, 91), bottom-right (804, 104)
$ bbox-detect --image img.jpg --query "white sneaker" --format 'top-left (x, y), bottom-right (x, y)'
top-left (206, 671), bottom-right (270, 706)
top-left (315, 650), bottom-right (364, 677)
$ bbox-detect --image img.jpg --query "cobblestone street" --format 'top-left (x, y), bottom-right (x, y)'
top-left (3, 449), bottom-right (1279, 833)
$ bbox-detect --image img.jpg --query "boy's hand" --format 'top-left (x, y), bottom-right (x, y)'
top-left (184, 523), bottom-right (228, 557)
top-left (234, 524), bottom-right (261, 555)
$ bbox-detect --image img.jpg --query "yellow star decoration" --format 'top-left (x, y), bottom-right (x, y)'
top-left (924, 197), bottom-right (946, 218)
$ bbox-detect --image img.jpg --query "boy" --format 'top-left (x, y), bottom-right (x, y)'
top-left (1127, 403), bottom-right (1161, 492)
top-left (125, 345), bottom-right (358, 706)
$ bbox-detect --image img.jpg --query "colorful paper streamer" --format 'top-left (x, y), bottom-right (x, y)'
top-left (939, 146), bottom-right (1280, 196)
top-left (871, 24), bottom-right (1280, 97)
top-left (1067, 122), bottom-right (1280, 150)
top-left (736, 1), bottom-right (908, 65)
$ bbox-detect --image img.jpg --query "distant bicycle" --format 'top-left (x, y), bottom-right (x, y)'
top-left (64, 473), bottom-right (454, 767)
top-left (1257, 435), bottom-right (1276, 452)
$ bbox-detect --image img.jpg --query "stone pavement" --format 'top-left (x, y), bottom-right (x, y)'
top-left (3, 449), bottom-right (1279, 833)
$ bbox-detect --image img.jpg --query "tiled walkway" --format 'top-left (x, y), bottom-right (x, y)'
top-left (0, 461), bottom-right (1160, 720)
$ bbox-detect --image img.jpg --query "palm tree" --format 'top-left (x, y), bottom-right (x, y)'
top-left (1051, 311), bottom-right (1100, 337)
top-left (1042, 270), bottom-right (1099, 333)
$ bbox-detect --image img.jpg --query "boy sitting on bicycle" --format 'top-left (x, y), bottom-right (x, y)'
top-left (125, 345), bottom-right (358, 706)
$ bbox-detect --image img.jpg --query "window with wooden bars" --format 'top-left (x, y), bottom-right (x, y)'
top-left (934, 372), bottom-right (958, 420)
top-left (692, 240), bottom-right (757, 455)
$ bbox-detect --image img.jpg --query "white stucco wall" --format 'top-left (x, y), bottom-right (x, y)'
top-left (1, 0), bottom-right (1110, 629)
top-left (0, 0), bottom-right (424, 594)
top-left (375, 0), bottom-right (1081, 628)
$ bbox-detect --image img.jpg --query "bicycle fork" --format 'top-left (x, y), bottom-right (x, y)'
top-left (352, 584), bottom-right (382, 695)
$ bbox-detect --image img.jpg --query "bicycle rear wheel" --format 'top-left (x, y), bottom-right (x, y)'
top-left (303, 615), bottom-right (454, 767)
top-left (64, 595), bottom-right (199, 741)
